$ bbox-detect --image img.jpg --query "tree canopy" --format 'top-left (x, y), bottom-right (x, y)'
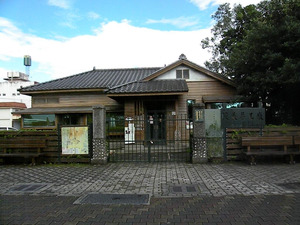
top-left (202, 0), bottom-right (300, 125)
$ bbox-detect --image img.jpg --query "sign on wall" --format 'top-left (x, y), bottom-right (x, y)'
top-left (61, 126), bottom-right (89, 155)
top-left (221, 108), bottom-right (265, 128)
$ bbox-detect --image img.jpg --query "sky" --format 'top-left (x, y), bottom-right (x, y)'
top-left (0, 0), bottom-right (262, 83)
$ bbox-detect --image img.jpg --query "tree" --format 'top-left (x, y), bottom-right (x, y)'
top-left (202, 0), bottom-right (300, 125)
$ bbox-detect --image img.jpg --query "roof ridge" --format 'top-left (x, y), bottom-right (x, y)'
top-left (95, 67), bottom-right (161, 71)
top-left (108, 80), bottom-right (140, 91)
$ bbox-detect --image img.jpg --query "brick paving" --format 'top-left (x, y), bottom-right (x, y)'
top-left (1, 162), bottom-right (300, 224)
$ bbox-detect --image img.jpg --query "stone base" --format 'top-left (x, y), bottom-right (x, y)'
top-left (91, 158), bottom-right (107, 165)
top-left (92, 138), bottom-right (107, 164)
top-left (192, 137), bottom-right (207, 164)
top-left (192, 157), bottom-right (208, 164)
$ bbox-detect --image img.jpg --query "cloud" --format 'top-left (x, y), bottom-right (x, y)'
top-left (190, 0), bottom-right (263, 10)
top-left (48, 0), bottom-right (71, 9)
top-left (0, 17), bottom-right (212, 81)
top-left (88, 12), bottom-right (100, 20)
top-left (146, 16), bottom-right (199, 29)
top-left (59, 11), bottom-right (81, 28)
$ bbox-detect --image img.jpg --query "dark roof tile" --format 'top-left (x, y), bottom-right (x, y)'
top-left (108, 79), bottom-right (188, 94)
top-left (20, 67), bottom-right (161, 92)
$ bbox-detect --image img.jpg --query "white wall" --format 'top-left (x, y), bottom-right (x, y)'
top-left (0, 81), bottom-right (34, 108)
top-left (154, 66), bottom-right (214, 82)
top-left (0, 108), bottom-right (12, 127)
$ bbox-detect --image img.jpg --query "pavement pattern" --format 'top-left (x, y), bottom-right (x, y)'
top-left (1, 162), bottom-right (300, 224)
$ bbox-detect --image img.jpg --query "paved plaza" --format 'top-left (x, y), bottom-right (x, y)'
top-left (1, 162), bottom-right (300, 224)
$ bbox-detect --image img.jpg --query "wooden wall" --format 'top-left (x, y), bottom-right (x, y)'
top-left (32, 92), bottom-right (121, 109)
top-left (178, 81), bottom-right (236, 115)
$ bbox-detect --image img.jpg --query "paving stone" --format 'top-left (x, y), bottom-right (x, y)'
top-left (1, 163), bottom-right (300, 224)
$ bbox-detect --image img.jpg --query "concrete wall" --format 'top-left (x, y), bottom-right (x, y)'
top-left (0, 108), bottom-right (13, 127)
top-left (0, 81), bottom-right (34, 108)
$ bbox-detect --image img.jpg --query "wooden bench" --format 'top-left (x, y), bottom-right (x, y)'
top-left (294, 136), bottom-right (300, 150)
top-left (241, 136), bottom-right (299, 165)
top-left (0, 139), bottom-right (46, 165)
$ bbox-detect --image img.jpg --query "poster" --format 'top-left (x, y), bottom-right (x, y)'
top-left (61, 126), bottom-right (89, 155)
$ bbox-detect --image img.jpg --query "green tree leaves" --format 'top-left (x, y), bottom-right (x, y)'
top-left (202, 0), bottom-right (300, 124)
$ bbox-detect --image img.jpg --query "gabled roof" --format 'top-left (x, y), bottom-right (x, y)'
top-left (19, 54), bottom-right (236, 94)
top-left (20, 67), bottom-right (161, 93)
top-left (143, 55), bottom-right (236, 87)
top-left (108, 79), bottom-right (188, 95)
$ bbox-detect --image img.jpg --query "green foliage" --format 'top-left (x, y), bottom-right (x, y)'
top-left (202, 0), bottom-right (300, 125)
top-left (230, 129), bottom-right (257, 140)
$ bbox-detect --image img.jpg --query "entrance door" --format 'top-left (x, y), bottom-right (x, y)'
top-left (146, 111), bottom-right (166, 145)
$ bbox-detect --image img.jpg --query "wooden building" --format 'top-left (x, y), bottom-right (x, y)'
top-left (17, 54), bottom-right (237, 142)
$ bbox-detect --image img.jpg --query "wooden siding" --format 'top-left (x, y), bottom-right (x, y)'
top-left (124, 100), bottom-right (135, 117)
top-left (32, 93), bottom-right (120, 109)
top-left (178, 81), bottom-right (237, 115)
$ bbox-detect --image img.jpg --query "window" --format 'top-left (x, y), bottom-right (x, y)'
top-left (106, 112), bottom-right (124, 132)
top-left (2, 94), bottom-right (6, 96)
top-left (186, 100), bottom-right (195, 130)
top-left (176, 69), bottom-right (189, 79)
top-left (187, 99), bottom-right (195, 121)
top-left (60, 114), bottom-right (84, 125)
top-left (47, 98), bottom-right (59, 103)
top-left (23, 114), bottom-right (55, 127)
top-left (33, 98), bottom-right (59, 104)
top-left (33, 98), bottom-right (46, 104)
top-left (210, 102), bottom-right (245, 109)
top-left (134, 101), bottom-right (144, 116)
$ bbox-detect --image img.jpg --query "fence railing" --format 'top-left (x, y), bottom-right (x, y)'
top-left (106, 115), bottom-right (192, 162)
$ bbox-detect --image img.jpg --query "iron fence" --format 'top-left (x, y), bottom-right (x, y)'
top-left (106, 114), bottom-right (192, 162)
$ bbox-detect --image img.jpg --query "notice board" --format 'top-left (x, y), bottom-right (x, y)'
top-left (61, 126), bottom-right (89, 155)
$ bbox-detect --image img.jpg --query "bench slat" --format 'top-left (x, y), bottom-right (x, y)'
top-left (242, 136), bottom-right (293, 146)
top-left (0, 140), bottom-right (46, 144)
top-left (0, 144), bottom-right (46, 148)
top-left (0, 153), bottom-right (44, 157)
top-left (294, 136), bottom-right (300, 145)
top-left (0, 139), bottom-right (47, 165)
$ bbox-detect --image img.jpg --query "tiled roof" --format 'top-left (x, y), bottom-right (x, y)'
top-left (0, 102), bottom-right (27, 108)
top-left (108, 79), bottom-right (188, 94)
top-left (20, 67), bottom-right (161, 92)
top-left (19, 55), bottom-right (236, 94)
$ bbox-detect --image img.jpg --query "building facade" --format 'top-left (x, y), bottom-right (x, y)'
top-left (17, 55), bottom-right (238, 137)
top-left (0, 72), bottom-right (35, 128)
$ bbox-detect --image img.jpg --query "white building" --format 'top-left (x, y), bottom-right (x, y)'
top-left (0, 102), bottom-right (27, 129)
top-left (0, 72), bottom-right (36, 128)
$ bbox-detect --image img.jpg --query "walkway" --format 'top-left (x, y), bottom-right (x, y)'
top-left (1, 162), bottom-right (300, 224)
top-left (1, 163), bottom-right (300, 197)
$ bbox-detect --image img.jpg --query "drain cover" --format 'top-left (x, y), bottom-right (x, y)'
top-left (277, 182), bottom-right (300, 190)
top-left (170, 185), bottom-right (199, 194)
top-left (9, 184), bottom-right (47, 193)
top-left (74, 193), bottom-right (150, 205)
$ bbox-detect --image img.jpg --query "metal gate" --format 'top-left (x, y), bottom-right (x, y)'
top-left (106, 114), bottom-right (192, 162)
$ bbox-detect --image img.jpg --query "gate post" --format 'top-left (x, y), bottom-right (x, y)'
top-left (192, 103), bottom-right (207, 163)
top-left (91, 105), bottom-right (107, 164)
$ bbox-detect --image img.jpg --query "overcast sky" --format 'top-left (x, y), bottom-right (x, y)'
top-left (0, 0), bottom-right (262, 82)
